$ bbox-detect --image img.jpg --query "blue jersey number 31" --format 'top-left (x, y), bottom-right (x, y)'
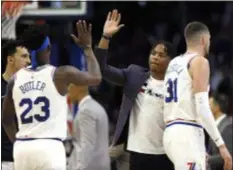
top-left (165, 78), bottom-right (178, 103)
top-left (19, 96), bottom-right (50, 124)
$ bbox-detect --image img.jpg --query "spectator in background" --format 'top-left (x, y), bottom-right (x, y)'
top-left (208, 93), bottom-right (233, 170)
top-left (217, 75), bottom-right (233, 116)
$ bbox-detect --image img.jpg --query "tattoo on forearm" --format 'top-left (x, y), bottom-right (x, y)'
top-left (84, 48), bottom-right (101, 77)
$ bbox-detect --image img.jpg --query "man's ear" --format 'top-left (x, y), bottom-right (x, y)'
top-left (215, 103), bottom-right (221, 113)
top-left (7, 55), bottom-right (14, 65)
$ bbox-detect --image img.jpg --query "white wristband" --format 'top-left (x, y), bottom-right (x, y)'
top-left (195, 92), bottom-right (224, 147)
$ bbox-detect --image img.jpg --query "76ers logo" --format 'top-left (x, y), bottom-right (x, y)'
top-left (187, 162), bottom-right (202, 170)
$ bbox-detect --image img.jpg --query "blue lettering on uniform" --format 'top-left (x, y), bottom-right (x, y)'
top-left (19, 81), bottom-right (46, 94)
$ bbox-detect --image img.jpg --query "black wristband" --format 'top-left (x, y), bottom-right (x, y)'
top-left (102, 34), bottom-right (111, 40)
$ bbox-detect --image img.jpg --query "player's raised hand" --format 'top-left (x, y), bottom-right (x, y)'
top-left (103, 9), bottom-right (125, 37)
top-left (219, 145), bottom-right (232, 170)
top-left (71, 20), bottom-right (92, 48)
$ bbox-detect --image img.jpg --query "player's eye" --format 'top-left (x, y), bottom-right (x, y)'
top-left (159, 53), bottom-right (166, 58)
top-left (21, 54), bottom-right (29, 58)
top-left (151, 51), bottom-right (156, 55)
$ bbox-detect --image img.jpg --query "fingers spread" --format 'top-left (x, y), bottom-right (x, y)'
top-left (76, 21), bottom-right (81, 36)
top-left (70, 34), bottom-right (80, 44)
top-left (117, 24), bottom-right (125, 30)
top-left (111, 9), bottom-right (118, 21)
top-left (77, 20), bottom-right (84, 35)
top-left (82, 20), bottom-right (87, 33)
top-left (107, 12), bottom-right (111, 21)
top-left (88, 23), bottom-right (92, 33)
top-left (70, 34), bottom-right (77, 40)
top-left (116, 13), bottom-right (122, 25)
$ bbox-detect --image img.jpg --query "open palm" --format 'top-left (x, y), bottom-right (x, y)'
top-left (103, 9), bottom-right (124, 37)
top-left (71, 20), bottom-right (92, 48)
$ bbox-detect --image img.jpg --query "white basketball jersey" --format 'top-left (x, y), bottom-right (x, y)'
top-left (13, 65), bottom-right (68, 140)
top-left (163, 53), bottom-right (199, 122)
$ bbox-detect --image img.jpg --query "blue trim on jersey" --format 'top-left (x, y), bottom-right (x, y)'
top-left (16, 137), bottom-right (62, 142)
top-left (73, 104), bottom-right (78, 118)
top-left (166, 121), bottom-right (203, 128)
top-left (31, 36), bottom-right (50, 70)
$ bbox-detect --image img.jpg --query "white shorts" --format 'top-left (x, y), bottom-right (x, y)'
top-left (13, 139), bottom-right (66, 170)
top-left (2, 162), bottom-right (14, 170)
top-left (163, 121), bottom-right (206, 170)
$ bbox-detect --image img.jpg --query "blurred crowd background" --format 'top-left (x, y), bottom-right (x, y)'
top-left (2, 1), bottom-right (233, 169)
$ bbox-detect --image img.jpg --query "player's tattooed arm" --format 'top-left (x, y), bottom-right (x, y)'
top-left (83, 46), bottom-right (102, 82)
top-left (2, 77), bottom-right (17, 143)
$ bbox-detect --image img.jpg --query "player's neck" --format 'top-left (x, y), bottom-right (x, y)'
top-left (214, 112), bottom-right (224, 120)
top-left (186, 46), bottom-right (204, 57)
top-left (2, 66), bottom-right (16, 82)
top-left (150, 71), bottom-right (164, 80)
top-left (76, 93), bottom-right (89, 104)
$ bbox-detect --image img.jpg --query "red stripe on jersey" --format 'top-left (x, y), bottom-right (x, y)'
top-left (139, 88), bottom-right (145, 93)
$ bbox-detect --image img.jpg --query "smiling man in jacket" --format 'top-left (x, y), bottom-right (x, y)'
top-left (95, 9), bottom-right (176, 170)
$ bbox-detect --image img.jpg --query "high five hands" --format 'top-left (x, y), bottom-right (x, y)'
top-left (71, 20), bottom-right (92, 49)
top-left (103, 9), bottom-right (125, 38)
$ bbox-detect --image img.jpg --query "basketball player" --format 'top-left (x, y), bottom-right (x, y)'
top-left (163, 21), bottom-right (232, 170)
top-left (2, 21), bottom-right (101, 170)
top-left (2, 40), bottom-right (30, 170)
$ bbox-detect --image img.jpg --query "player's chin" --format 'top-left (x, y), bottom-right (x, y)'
top-left (149, 64), bottom-right (159, 72)
top-left (23, 64), bottom-right (29, 68)
top-left (17, 65), bottom-right (26, 70)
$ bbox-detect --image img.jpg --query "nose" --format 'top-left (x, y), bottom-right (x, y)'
top-left (151, 54), bottom-right (159, 61)
top-left (27, 57), bottom-right (31, 65)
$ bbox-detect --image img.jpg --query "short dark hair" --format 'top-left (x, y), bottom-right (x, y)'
top-left (19, 24), bottom-right (49, 51)
top-left (212, 93), bottom-right (229, 113)
top-left (184, 21), bottom-right (209, 41)
top-left (2, 39), bottom-right (25, 66)
top-left (151, 40), bottom-right (177, 59)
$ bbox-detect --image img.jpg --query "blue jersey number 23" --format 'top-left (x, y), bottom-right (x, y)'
top-left (165, 78), bottom-right (178, 103)
top-left (19, 96), bottom-right (50, 124)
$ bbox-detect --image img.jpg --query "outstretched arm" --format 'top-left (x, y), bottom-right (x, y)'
top-left (2, 77), bottom-right (17, 143)
top-left (54, 21), bottom-right (102, 95)
top-left (70, 20), bottom-right (101, 83)
top-left (56, 64), bottom-right (101, 87)
top-left (95, 9), bottom-right (128, 86)
top-left (55, 20), bottom-right (102, 88)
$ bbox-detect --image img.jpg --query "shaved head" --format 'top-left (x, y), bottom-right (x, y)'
top-left (184, 21), bottom-right (210, 56)
top-left (184, 21), bottom-right (209, 43)
top-left (68, 84), bottom-right (89, 103)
